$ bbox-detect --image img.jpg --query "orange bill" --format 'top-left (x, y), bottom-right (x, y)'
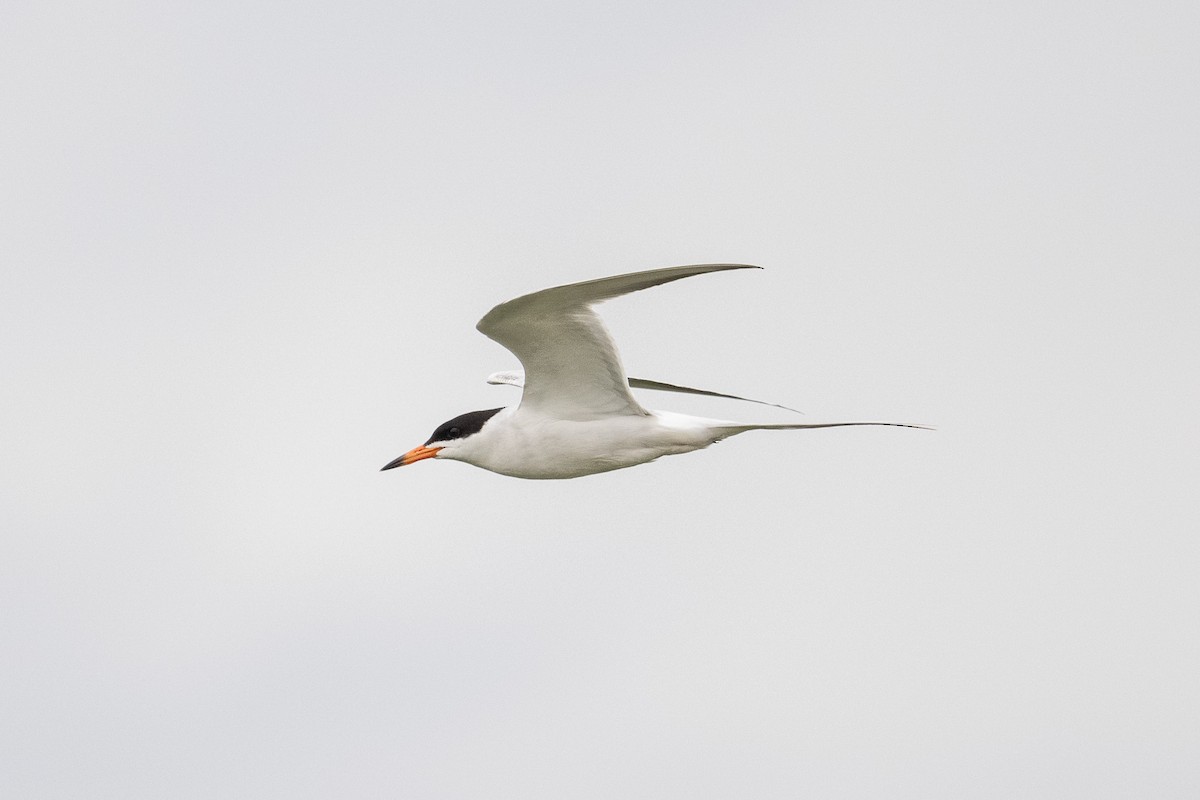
top-left (380, 445), bottom-right (442, 471)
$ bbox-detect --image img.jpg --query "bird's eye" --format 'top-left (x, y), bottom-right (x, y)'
top-left (447, 427), bottom-right (461, 439)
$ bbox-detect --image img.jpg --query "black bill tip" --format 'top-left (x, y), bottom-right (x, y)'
top-left (380, 456), bottom-right (406, 471)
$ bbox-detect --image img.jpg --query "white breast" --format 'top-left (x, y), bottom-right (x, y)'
top-left (451, 408), bottom-right (721, 480)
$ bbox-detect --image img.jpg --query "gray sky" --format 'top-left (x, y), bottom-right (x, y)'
top-left (3, 1), bottom-right (1198, 797)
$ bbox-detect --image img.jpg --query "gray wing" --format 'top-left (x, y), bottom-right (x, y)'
top-left (486, 370), bottom-right (801, 414)
top-left (626, 378), bottom-right (802, 414)
top-left (476, 264), bottom-right (760, 420)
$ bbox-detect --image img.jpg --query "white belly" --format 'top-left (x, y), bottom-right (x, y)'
top-left (461, 410), bottom-right (721, 480)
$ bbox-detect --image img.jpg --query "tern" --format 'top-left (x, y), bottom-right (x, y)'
top-left (382, 264), bottom-right (925, 480)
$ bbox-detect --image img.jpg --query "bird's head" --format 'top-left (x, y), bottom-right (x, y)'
top-left (380, 407), bottom-right (505, 471)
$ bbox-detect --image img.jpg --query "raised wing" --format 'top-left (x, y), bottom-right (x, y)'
top-left (486, 370), bottom-right (801, 414)
top-left (476, 264), bottom-right (760, 419)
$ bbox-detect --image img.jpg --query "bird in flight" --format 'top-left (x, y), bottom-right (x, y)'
top-left (382, 264), bottom-right (926, 479)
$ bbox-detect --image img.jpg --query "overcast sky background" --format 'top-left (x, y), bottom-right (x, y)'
top-left (3, 1), bottom-right (1198, 798)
